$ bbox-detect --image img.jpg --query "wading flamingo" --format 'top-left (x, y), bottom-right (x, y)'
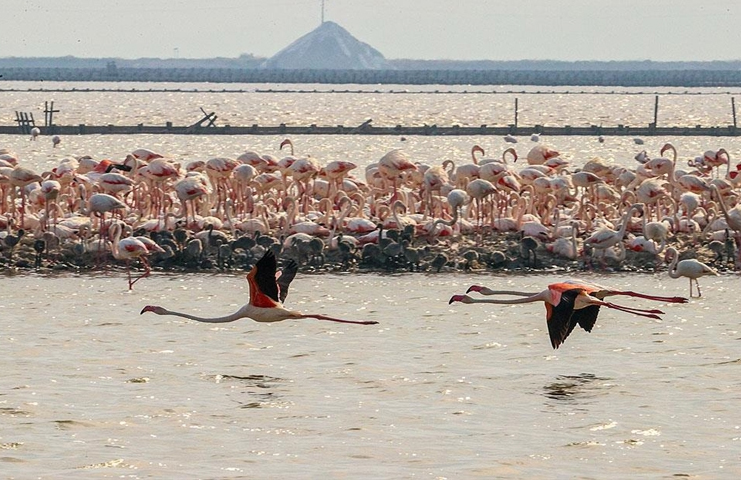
top-left (109, 222), bottom-right (163, 290)
top-left (449, 280), bottom-right (687, 349)
top-left (664, 247), bottom-right (719, 297)
top-left (141, 250), bottom-right (378, 326)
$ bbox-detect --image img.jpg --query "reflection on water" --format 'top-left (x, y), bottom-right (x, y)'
top-left (210, 373), bottom-right (287, 409)
top-left (542, 373), bottom-right (611, 402)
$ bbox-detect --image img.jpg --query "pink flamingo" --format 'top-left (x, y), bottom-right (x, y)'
top-left (109, 222), bottom-right (162, 290)
top-left (450, 280), bottom-right (687, 349)
top-left (141, 250), bottom-right (378, 325)
top-left (378, 150), bottom-right (417, 203)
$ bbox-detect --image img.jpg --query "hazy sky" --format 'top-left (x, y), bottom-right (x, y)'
top-left (5, 0), bottom-right (741, 61)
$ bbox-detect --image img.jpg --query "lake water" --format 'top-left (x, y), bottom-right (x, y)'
top-left (1, 82), bottom-right (741, 478)
top-left (4, 81), bottom-right (741, 175)
top-left (1, 272), bottom-right (739, 479)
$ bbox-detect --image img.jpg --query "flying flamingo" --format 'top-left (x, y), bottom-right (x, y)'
top-left (141, 250), bottom-right (378, 325)
top-left (664, 247), bottom-right (719, 297)
top-left (449, 280), bottom-right (687, 349)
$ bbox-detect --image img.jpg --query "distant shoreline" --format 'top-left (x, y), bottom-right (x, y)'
top-left (3, 66), bottom-right (741, 87)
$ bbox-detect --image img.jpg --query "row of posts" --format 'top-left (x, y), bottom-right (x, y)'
top-left (513, 95), bottom-right (738, 129)
top-left (16, 96), bottom-right (741, 133)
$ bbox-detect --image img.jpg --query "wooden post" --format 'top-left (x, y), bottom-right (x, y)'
top-left (653, 95), bottom-right (659, 127)
top-left (732, 97), bottom-right (737, 128)
top-left (514, 98), bottom-right (519, 128)
top-left (44, 101), bottom-right (59, 127)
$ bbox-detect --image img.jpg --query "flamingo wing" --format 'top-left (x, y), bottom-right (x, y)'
top-left (255, 250), bottom-right (281, 302)
top-left (569, 305), bottom-right (600, 334)
top-left (546, 288), bottom-right (580, 349)
top-left (247, 250), bottom-right (281, 307)
top-left (277, 259), bottom-right (298, 303)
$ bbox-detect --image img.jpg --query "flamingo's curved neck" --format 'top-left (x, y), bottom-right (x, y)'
top-left (666, 248), bottom-right (681, 279)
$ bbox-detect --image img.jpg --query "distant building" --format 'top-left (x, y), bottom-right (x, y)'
top-left (261, 21), bottom-right (390, 70)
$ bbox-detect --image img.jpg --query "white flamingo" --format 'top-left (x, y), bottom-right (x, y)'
top-left (664, 247), bottom-right (719, 297)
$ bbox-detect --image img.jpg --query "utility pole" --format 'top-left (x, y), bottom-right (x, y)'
top-left (321, 0), bottom-right (325, 24)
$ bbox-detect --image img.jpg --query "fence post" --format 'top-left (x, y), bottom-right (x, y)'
top-left (732, 97), bottom-right (737, 128)
top-left (653, 95), bottom-right (659, 127)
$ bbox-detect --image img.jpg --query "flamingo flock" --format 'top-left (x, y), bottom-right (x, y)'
top-left (0, 140), bottom-right (733, 298)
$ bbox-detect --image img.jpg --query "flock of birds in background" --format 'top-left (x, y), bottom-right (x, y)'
top-left (0, 130), bottom-right (735, 347)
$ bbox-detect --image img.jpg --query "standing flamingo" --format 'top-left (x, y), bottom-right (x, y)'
top-left (664, 247), bottom-right (719, 297)
top-left (526, 145), bottom-right (560, 165)
top-left (40, 179), bottom-right (61, 231)
top-left (88, 193), bottom-right (127, 231)
top-left (109, 222), bottom-right (161, 290)
top-left (449, 280), bottom-right (687, 349)
top-left (432, 188), bottom-right (468, 235)
top-left (174, 175), bottom-right (209, 227)
top-left (9, 166), bottom-right (42, 228)
top-left (466, 179), bottom-right (496, 228)
top-left (130, 148), bottom-right (164, 162)
top-left (378, 150), bottom-right (417, 202)
top-left (710, 184), bottom-right (741, 267)
top-left (584, 203), bottom-right (644, 263)
top-left (141, 250), bottom-right (378, 325)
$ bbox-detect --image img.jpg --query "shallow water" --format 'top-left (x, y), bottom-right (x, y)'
top-left (4, 81), bottom-right (741, 177)
top-left (2, 272), bottom-right (739, 478)
top-left (3, 82), bottom-right (741, 129)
